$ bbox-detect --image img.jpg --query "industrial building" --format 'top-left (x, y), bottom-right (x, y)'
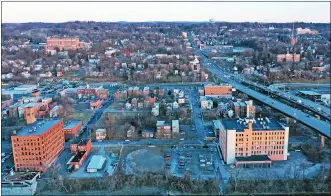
top-left (11, 119), bottom-right (65, 172)
top-left (87, 155), bottom-right (106, 173)
top-left (68, 139), bottom-right (92, 171)
top-left (217, 117), bottom-right (289, 167)
top-left (204, 84), bottom-right (232, 98)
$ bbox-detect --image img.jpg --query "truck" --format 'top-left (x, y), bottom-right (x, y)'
top-left (297, 100), bottom-right (302, 104)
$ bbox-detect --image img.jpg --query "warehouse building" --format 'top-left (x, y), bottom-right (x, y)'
top-left (87, 155), bottom-right (106, 173)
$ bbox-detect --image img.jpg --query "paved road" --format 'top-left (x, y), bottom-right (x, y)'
top-left (190, 37), bottom-right (331, 139)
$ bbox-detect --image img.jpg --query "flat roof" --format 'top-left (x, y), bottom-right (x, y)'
top-left (96, 129), bottom-right (106, 133)
top-left (64, 120), bottom-right (81, 129)
top-left (172, 120), bottom-right (179, 126)
top-left (157, 121), bottom-right (165, 126)
top-left (71, 151), bottom-right (86, 163)
top-left (221, 118), bottom-right (284, 132)
top-left (299, 90), bottom-right (321, 96)
top-left (17, 119), bottom-right (62, 136)
top-left (2, 89), bottom-right (31, 95)
top-left (87, 155), bottom-right (106, 169)
top-left (236, 155), bottom-right (271, 162)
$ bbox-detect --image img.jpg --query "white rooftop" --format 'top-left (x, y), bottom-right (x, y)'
top-left (87, 155), bottom-right (106, 170)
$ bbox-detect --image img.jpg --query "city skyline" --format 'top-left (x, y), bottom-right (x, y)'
top-left (2, 2), bottom-right (330, 23)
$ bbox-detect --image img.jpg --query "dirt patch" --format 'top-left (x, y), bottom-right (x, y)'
top-left (125, 148), bottom-right (164, 174)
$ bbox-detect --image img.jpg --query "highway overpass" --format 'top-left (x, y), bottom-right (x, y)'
top-left (190, 38), bottom-right (330, 139)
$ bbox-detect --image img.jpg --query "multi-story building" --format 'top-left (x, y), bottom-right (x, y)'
top-left (217, 117), bottom-right (289, 167)
top-left (11, 119), bottom-right (65, 172)
top-left (232, 100), bottom-right (256, 118)
top-left (46, 37), bottom-right (91, 51)
top-left (204, 84), bottom-right (232, 98)
top-left (156, 121), bottom-right (172, 139)
top-left (172, 120), bottom-right (180, 138)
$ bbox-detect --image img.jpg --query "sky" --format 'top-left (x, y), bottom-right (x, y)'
top-left (2, 2), bottom-right (330, 23)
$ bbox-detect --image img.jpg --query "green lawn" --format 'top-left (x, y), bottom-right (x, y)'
top-left (66, 112), bottom-right (93, 124)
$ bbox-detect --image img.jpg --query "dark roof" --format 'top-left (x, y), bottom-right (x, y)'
top-left (236, 155), bottom-right (271, 162)
top-left (78, 139), bottom-right (90, 146)
top-left (220, 118), bottom-right (285, 132)
top-left (71, 151), bottom-right (86, 163)
top-left (143, 128), bottom-right (155, 133)
top-left (17, 119), bottom-right (62, 136)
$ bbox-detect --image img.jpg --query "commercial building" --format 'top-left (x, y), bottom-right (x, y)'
top-left (87, 155), bottom-right (106, 173)
top-left (46, 37), bottom-right (91, 50)
top-left (277, 50), bottom-right (300, 63)
top-left (63, 120), bottom-right (82, 139)
top-left (217, 117), bottom-right (289, 167)
top-left (11, 119), bottom-right (65, 172)
top-left (204, 84), bottom-right (232, 98)
top-left (2, 171), bottom-right (40, 196)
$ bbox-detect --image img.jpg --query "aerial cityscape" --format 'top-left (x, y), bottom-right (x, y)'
top-left (1, 2), bottom-right (330, 195)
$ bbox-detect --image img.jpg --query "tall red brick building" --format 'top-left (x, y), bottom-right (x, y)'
top-left (11, 119), bottom-right (65, 172)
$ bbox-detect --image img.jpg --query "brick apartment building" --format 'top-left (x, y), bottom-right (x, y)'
top-left (11, 118), bottom-right (65, 172)
top-left (204, 84), bottom-right (232, 98)
top-left (216, 117), bottom-right (289, 167)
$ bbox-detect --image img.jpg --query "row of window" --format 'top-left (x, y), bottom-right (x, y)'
top-left (17, 162), bottom-right (42, 167)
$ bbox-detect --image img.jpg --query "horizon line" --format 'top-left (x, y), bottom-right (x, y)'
top-left (3, 20), bottom-right (330, 24)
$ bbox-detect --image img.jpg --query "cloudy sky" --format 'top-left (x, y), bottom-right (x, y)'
top-left (2, 2), bottom-right (330, 23)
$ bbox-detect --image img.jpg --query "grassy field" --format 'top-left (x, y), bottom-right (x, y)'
top-left (65, 112), bottom-right (93, 124)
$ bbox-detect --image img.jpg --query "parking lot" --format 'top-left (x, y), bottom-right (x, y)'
top-left (164, 145), bottom-right (219, 180)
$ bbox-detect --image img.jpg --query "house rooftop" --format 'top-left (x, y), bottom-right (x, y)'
top-left (16, 119), bottom-right (62, 136)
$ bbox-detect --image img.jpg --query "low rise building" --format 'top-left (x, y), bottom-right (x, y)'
top-left (87, 155), bottom-right (106, 173)
top-left (2, 171), bottom-right (40, 196)
top-left (63, 120), bottom-right (82, 139)
top-left (142, 128), bottom-right (154, 138)
top-left (68, 139), bottom-right (92, 171)
top-left (204, 84), bottom-right (232, 98)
